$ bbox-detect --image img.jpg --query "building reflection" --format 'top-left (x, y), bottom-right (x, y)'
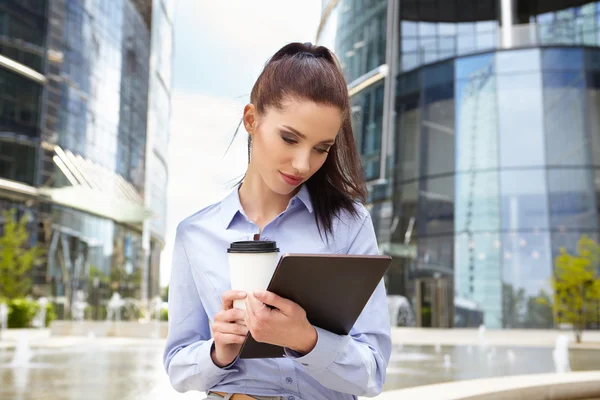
top-left (318, 0), bottom-right (600, 329)
top-left (0, 0), bottom-right (174, 319)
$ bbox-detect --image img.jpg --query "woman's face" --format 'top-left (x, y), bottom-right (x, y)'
top-left (244, 98), bottom-right (342, 196)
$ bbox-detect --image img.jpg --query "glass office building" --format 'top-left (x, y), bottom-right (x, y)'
top-left (319, 0), bottom-right (600, 329)
top-left (0, 0), bottom-right (174, 319)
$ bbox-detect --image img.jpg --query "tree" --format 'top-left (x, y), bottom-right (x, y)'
top-left (162, 285), bottom-right (169, 302)
top-left (526, 290), bottom-right (554, 329)
top-left (551, 235), bottom-right (600, 343)
top-left (0, 209), bottom-right (46, 299)
top-left (502, 283), bottom-right (526, 328)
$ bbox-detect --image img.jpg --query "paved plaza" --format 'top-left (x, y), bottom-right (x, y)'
top-left (0, 328), bottom-right (599, 399)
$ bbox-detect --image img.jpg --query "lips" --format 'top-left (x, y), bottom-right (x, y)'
top-left (280, 172), bottom-right (303, 186)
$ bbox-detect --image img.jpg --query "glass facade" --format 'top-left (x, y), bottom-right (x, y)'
top-left (33, 0), bottom-right (153, 316)
top-left (398, 0), bottom-right (600, 73)
top-left (335, 0), bottom-right (388, 83)
top-left (395, 48), bottom-right (600, 329)
top-left (0, 1), bottom-right (46, 187)
top-left (351, 81), bottom-right (385, 181)
top-left (45, 0), bottom-right (150, 192)
top-left (146, 0), bottom-right (174, 240)
top-left (321, 0), bottom-right (600, 329)
top-left (0, 0), bottom-right (172, 319)
top-left (0, 0), bottom-right (47, 72)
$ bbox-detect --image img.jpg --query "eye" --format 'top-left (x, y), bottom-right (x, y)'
top-left (281, 136), bottom-right (297, 145)
top-left (314, 147), bottom-right (329, 155)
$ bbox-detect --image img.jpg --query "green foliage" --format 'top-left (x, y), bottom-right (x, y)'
top-left (0, 209), bottom-right (46, 299)
top-left (162, 285), bottom-right (169, 302)
top-left (7, 298), bottom-right (39, 328)
top-left (502, 283), bottom-right (525, 328)
top-left (526, 290), bottom-right (554, 329)
top-left (552, 235), bottom-right (600, 342)
top-left (88, 266), bottom-right (110, 286)
top-left (45, 302), bottom-right (57, 327)
top-left (502, 284), bottom-right (554, 329)
top-left (160, 307), bottom-right (168, 321)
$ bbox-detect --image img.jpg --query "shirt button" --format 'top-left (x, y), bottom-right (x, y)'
top-left (291, 200), bottom-right (296, 206)
top-left (285, 377), bottom-right (293, 384)
top-left (288, 396), bottom-right (295, 400)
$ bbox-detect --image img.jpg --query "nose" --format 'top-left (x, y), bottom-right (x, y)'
top-left (291, 149), bottom-right (310, 175)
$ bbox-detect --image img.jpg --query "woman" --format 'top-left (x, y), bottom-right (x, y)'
top-left (163, 42), bottom-right (391, 400)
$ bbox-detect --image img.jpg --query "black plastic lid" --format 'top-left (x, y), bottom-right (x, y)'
top-left (227, 240), bottom-right (279, 253)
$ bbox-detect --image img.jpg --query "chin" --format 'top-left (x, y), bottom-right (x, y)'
top-left (268, 178), bottom-right (298, 196)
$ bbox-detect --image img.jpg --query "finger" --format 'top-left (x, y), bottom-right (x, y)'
top-left (214, 321), bottom-right (249, 336)
top-left (221, 290), bottom-right (247, 310)
top-left (213, 332), bottom-right (247, 345)
top-left (245, 296), bottom-right (258, 325)
top-left (246, 293), bottom-right (266, 316)
top-left (215, 308), bottom-right (246, 323)
top-left (253, 290), bottom-right (295, 315)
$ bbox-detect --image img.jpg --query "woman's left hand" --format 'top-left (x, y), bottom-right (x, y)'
top-left (245, 290), bottom-right (317, 355)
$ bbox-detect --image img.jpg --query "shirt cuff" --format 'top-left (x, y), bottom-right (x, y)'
top-left (201, 340), bottom-right (239, 376)
top-left (284, 326), bottom-right (347, 370)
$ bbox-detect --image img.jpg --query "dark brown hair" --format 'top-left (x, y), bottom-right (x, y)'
top-left (235, 42), bottom-right (367, 238)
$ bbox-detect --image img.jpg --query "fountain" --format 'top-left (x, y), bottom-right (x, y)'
top-left (435, 343), bottom-right (441, 353)
top-left (31, 297), bottom-right (48, 328)
top-left (553, 334), bottom-right (571, 373)
top-left (507, 350), bottom-right (517, 364)
top-left (487, 346), bottom-right (497, 365)
top-left (387, 295), bottom-right (416, 327)
top-left (443, 354), bottom-right (452, 370)
top-left (0, 303), bottom-right (8, 340)
top-left (10, 336), bottom-right (32, 367)
top-left (106, 293), bottom-right (125, 323)
top-left (71, 291), bottom-right (88, 323)
top-left (150, 296), bottom-right (163, 338)
top-left (478, 324), bottom-right (488, 348)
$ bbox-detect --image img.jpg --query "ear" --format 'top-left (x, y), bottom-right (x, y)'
top-left (243, 104), bottom-right (257, 136)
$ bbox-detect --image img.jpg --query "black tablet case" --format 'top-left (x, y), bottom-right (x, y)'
top-left (238, 253), bottom-right (392, 359)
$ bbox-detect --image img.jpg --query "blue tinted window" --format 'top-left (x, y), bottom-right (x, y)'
top-left (542, 48), bottom-right (583, 71)
top-left (543, 71), bottom-right (589, 166)
top-left (423, 60), bottom-right (454, 87)
top-left (500, 170), bottom-right (549, 231)
top-left (496, 49), bottom-right (541, 74)
top-left (456, 53), bottom-right (495, 80)
top-left (497, 73), bottom-right (545, 168)
top-left (548, 169), bottom-right (597, 231)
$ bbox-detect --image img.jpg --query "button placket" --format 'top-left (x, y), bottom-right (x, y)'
top-left (277, 358), bottom-right (299, 395)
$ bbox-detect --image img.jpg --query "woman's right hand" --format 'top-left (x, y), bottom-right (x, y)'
top-left (210, 290), bottom-right (248, 368)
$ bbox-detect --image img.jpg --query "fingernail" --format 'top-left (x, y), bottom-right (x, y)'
top-left (238, 292), bottom-right (247, 297)
top-left (253, 290), bottom-right (264, 297)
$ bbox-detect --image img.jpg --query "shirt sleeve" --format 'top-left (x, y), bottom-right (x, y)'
top-left (284, 210), bottom-right (392, 397)
top-left (163, 225), bottom-right (238, 392)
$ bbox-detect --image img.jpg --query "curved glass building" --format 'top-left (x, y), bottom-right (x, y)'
top-left (0, 0), bottom-right (174, 319)
top-left (319, 0), bottom-right (600, 329)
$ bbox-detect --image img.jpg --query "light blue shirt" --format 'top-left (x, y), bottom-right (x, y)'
top-left (163, 184), bottom-right (391, 400)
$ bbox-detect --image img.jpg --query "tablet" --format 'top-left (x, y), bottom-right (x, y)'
top-left (238, 253), bottom-right (392, 359)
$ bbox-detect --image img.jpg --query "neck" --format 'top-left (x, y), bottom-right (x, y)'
top-left (238, 165), bottom-right (297, 231)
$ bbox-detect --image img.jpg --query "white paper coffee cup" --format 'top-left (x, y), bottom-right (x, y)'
top-left (227, 241), bottom-right (280, 310)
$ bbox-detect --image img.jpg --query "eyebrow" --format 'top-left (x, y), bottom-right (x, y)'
top-left (282, 125), bottom-right (335, 145)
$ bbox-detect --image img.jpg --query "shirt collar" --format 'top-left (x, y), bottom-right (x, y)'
top-left (220, 184), bottom-right (314, 229)
top-left (295, 184), bottom-right (314, 214)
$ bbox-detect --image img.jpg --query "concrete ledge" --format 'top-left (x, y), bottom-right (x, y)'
top-left (371, 371), bottom-right (600, 400)
top-left (391, 328), bottom-right (600, 349)
top-left (50, 320), bottom-right (168, 339)
top-left (0, 328), bottom-right (51, 342)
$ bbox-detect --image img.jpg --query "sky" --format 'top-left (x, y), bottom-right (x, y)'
top-left (160, 0), bottom-right (323, 287)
